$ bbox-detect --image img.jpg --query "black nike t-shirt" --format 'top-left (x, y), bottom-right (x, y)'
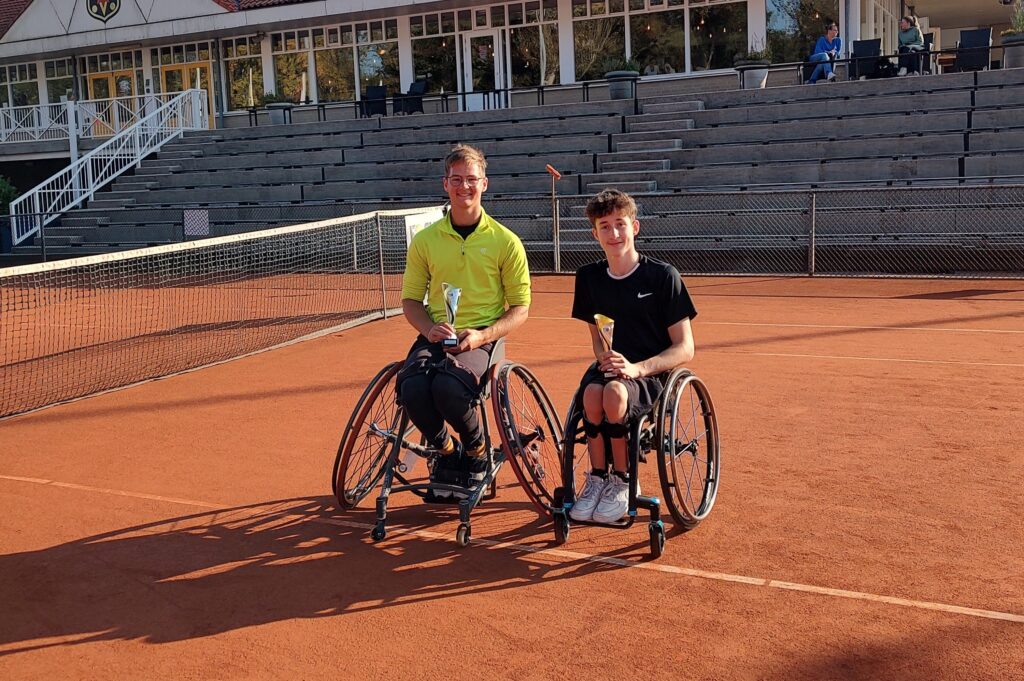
top-left (571, 255), bottom-right (697, 364)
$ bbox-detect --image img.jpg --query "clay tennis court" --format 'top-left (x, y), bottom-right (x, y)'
top-left (2, 274), bottom-right (1023, 680)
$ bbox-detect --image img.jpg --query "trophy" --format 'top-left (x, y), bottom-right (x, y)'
top-left (594, 314), bottom-right (616, 377)
top-left (442, 282), bottom-right (461, 348)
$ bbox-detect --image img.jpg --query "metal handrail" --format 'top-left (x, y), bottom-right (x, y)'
top-left (0, 93), bottom-right (180, 144)
top-left (8, 89), bottom-right (208, 246)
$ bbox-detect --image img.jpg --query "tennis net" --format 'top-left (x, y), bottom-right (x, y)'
top-left (0, 207), bottom-right (443, 419)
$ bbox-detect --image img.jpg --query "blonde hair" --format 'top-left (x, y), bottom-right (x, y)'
top-left (585, 188), bottom-right (637, 225)
top-left (444, 144), bottom-right (487, 175)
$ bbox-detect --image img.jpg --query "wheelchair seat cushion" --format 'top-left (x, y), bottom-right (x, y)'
top-left (396, 334), bottom-right (495, 394)
top-left (578, 364), bottom-right (668, 424)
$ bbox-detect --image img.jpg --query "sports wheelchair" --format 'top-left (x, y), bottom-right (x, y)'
top-left (552, 366), bottom-right (720, 558)
top-left (331, 340), bottom-right (564, 546)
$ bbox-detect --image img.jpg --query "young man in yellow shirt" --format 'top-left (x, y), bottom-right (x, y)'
top-left (398, 144), bottom-right (531, 499)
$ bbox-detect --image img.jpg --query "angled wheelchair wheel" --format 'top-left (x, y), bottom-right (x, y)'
top-left (559, 396), bottom-right (596, 504)
top-left (656, 369), bottom-right (720, 530)
top-left (332, 361), bottom-right (411, 509)
top-left (493, 362), bottom-right (564, 516)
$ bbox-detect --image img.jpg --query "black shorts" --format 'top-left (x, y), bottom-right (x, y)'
top-left (396, 335), bottom-right (494, 395)
top-left (578, 363), bottom-right (667, 423)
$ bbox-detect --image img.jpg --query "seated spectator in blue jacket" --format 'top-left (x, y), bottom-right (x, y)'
top-left (897, 16), bottom-right (925, 75)
top-left (808, 22), bottom-right (843, 84)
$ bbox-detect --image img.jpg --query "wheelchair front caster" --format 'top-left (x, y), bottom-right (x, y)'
top-left (456, 523), bottom-right (471, 547)
top-left (371, 524), bottom-right (386, 542)
top-left (648, 521), bottom-right (665, 559)
top-left (553, 512), bottom-right (570, 545)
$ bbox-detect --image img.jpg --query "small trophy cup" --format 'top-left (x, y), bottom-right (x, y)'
top-left (442, 282), bottom-right (461, 348)
top-left (594, 313), bottom-right (616, 378)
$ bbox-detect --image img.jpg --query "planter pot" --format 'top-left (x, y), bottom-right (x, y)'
top-left (604, 70), bottom-right (640, 100)
top-left (1004, 34), bottom-right (1024, 70)
top-left (265, 102), bottom-right (294, 125)
top-left (734, 60), bottom-right (771, 89)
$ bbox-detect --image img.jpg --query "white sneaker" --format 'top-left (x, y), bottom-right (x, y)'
top-left (592, 475), bottom-right (638, 524)
top-left (569, 472), bottom-right (607, 521)
top-left (897, 67), bottom-right (908, 76)
top-left (826, 72), bottom-right (836, 82)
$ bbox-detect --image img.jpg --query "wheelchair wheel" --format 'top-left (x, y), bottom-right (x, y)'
top-left (656, 369), bottom-right (720, 530)
top-left (332, 361), bottom-right (411, 509)
top-left (493, 362), bottom-right (564, 516)
top-left (559, 396), bottom-right (599, 507)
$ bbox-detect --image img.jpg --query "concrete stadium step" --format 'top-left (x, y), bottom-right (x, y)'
top-left (977, 69), bottom-right (1024, 87)
top-left (175, 132), bottom-right (364, 156)
top-left (345, 134), bottom-right (611, 163)
top-left (615, 139), bottom-right (683, 152)
top-left (599, 133), bottom-right (966, 168)
top-left (304, 174), bottom-right (569, 201)
top-left (626, 118), bottom-right (695, 133)
top-left (681, 90), bottom-right (972, 128)
top-left (582, 156), bottom-right (961, 191)
top-left (640, 100), bottom-right (705, 114)
top-left (964, 153), bottom-right (1024, 178)
top-left (58, 215), bottom-right (107, 228)
top-left (208, 118), bottom-right (380, 141)
top-left (114, 181), bottom-right (160, 191)
top-left (134, 164), bottom-right (183, 175)
top-left (612, 111), bottom-right (969, 149)
top-left (377, 99), bottom-right (634, 130)
top-left (585, 180), bottom-right (659, 193)
top-left (34, 234), bottom-right (85, 246)
top-left (139, 167), bottom-right (325, 189)
top-left (972, 107), bottom-right (1024, 131)
top-left (102, 185), bottom-right (303, 205)
top-left (969, 129), bottom-right (1024, 152)
top-left (653, 71), bottom-right (976, 110)
top-left (157, 149), bottom-right (203, 159)
top-left (600, 159), bottom-right (672, 172)
top-left (363, 116), bottom-right (621, 147)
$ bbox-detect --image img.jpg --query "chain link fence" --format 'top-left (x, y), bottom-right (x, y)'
top-left (488, 185), bottom-right (1024, 279)
top-left (5, 185), bottom-right (1023, 278)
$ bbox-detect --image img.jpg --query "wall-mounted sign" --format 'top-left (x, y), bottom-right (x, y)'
top-left (87, 0), bottom-right (121, 24)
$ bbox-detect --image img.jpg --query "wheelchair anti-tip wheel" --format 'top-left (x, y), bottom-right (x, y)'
top-left (493, 363), bottom-right (565, 516)
top-left (656, 369), bottom-right (720, 530)
top-left (333, 362), bottom-right (413, 509)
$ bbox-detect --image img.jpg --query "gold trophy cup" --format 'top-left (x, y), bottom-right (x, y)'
top-left (442, 282), bottom-right (462, 348)
top-left (594, 313), bottom-right (616, 377)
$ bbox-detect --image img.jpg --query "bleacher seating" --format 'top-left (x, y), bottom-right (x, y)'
top-left (24, 67), bottom-right (1024, 254)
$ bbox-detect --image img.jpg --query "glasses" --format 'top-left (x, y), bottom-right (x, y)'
top-left (446, 175), bottom-right (483, 188)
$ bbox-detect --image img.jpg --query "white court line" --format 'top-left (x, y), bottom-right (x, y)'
top-left (2, 473), bottom-right (1022, 625)
top-left (728, 351), bottom-right (1024, 369)
top-left (529, 316), bottom-right (1024, 335)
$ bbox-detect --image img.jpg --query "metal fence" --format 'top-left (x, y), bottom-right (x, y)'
top-left (5, 185), bottom-right (1024, 279)
top-left (490, 185), bottom-right (1024, 279)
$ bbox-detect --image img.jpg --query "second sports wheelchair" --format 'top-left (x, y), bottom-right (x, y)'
top-left (331, 340), bottom-right (565, 546)
top-left (552, 366), bottom-right (720, 558)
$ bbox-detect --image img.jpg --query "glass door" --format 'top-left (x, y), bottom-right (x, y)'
top-left (162, 64), bottom-right (214, 126)
top-left (460, 30), bottom-right (506, 112)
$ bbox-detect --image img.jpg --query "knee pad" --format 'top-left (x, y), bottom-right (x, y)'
top-left (582, 418), bottom-right (601, 438)
top-left (601, 420), bottom-right (629, 439)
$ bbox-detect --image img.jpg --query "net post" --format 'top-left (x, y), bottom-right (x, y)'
top-left (37, 212), bottom-right (47, 263)
top-left (553, 197), bottom-right (561, 274)
top-left (375, 212), bottom-right (387, 319)
top-left (807, 192), bottom-right (817, 276)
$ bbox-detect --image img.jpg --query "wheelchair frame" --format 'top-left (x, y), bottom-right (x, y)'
top-left (552, 366), bottom-right (720, 558)
top-left (331, 339), bottom-right (564, 547)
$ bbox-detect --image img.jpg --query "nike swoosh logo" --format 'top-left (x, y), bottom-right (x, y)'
top-left (637, 292), bottom-right (653, 299)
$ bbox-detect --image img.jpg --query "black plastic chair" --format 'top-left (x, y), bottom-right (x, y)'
top-left (912, 32), bottom-right (935, 75)
top-left (392, 80), bottom-right (427, 115)
top-left (849, 38), bottom-right (882, 80)
top-left (954, 28), bottom-right (992, 72)
top-left (800, 51), bottom-right (837, 84)
top-left (359, 86), bottom-right (388, 117)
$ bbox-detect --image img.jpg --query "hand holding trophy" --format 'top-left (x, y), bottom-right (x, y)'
top-left (594, 313), bottom-right (616, 378)
top-left (442, 282), bottom-right (462, 348)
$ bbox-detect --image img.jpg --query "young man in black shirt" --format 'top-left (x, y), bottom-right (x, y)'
top-left (570, 189), bottom-right (697, 523)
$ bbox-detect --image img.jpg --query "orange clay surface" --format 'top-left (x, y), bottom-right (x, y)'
top-left (2, 275), bottom-right (1024, 680)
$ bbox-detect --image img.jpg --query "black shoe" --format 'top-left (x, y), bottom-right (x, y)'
top-left (426, 445), bottom-right (464, 502)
